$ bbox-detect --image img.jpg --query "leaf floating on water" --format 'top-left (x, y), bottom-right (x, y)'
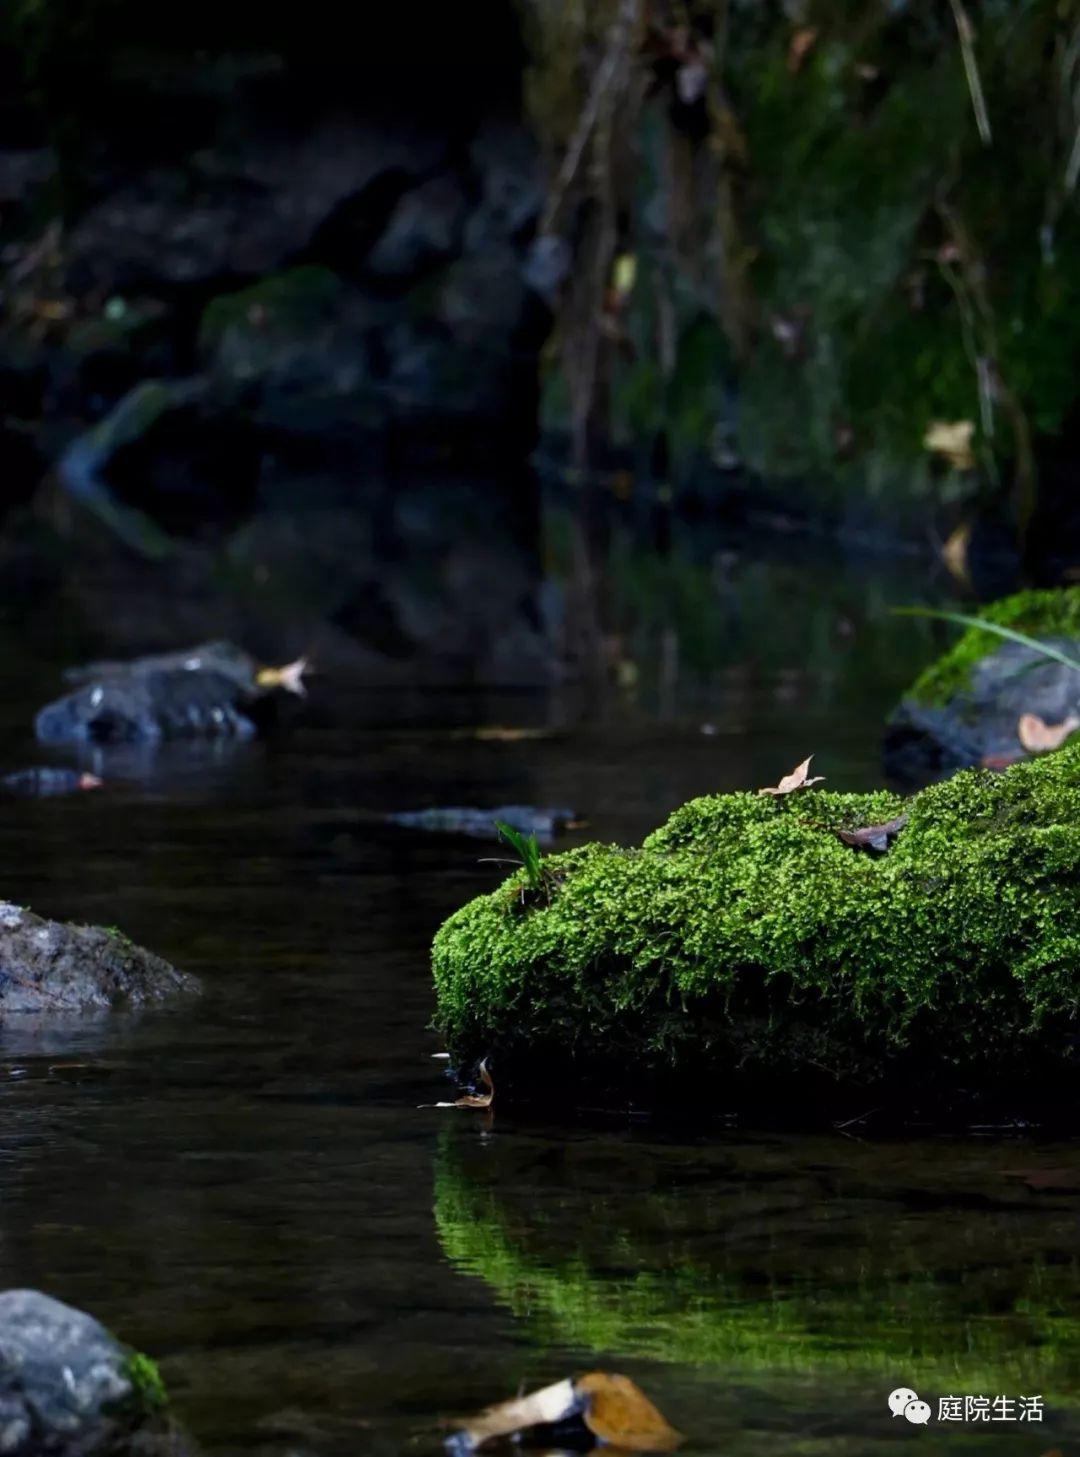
top-left (447, 1372), bottom-right (681, 1455)
top-left (466, 726), bottom-right (553, 743)
top-left (1017, 712), bottom-right (1080, 754)
top-left (577, 1372), bottom-right (683, 1452)
top-left (419, 1058), bottom-right (494, 1110)
top-left (758, 756), bottom-right (825, 797)
top-left (835, 814), bottom-right (909, 854)
top-left (256, 656), bottom-right (310, 697)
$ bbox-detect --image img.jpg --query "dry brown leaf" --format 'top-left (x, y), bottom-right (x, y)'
top-left (255, 656), bottom-right (310, 697)
top-left (449, 1372), bottom-right (681, 1454)
top-left (923, 419), bottom-right (976, 470)
top-left (835, 814), bottom-right (909, 853)
top-left (940, 518), bottom-right (973, 588)
top-left (758, 756), bottom-right (825, 797)
top-left (1017, 712), bottom-right (1080, 754)
top-left (578, 1372), bottom-right (683, 1452)
top-left (419, 1059), bottom-right (494, 1110)
top-left (787, 26), bottom-right (819, 73)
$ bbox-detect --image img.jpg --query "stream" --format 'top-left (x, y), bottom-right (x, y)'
top-left (0, 531), bottom-right (1073, 1456)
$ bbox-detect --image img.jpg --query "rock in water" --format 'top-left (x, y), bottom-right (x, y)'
top-left (885, 587), bottom-right (1080, 777)
top-left (432, 742), bottom-right (1080, 1114)
top-left (35, 640), bottom-right (297, 745)
top-left (0, 1289), bottom-right (168, 1455)
top-left (1, 768), bottom-right (102, 797)
top-left (387, 805), bottom-right (577, 843)
top-left (0, 904), bottom-right (196, 1014)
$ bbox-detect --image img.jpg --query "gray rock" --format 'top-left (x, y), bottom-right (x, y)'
top-left (366, 175), bottom-right (468, 283)
top-left (0, 905), bottom-right (196, 1015)
top-left (64, 123), bottom-right (447, 295)
top-left (36, 641), bottom-right (290, 746)
top-left (0, 1290), bottom-right (169, 1455)
top-left (464, 122), bottom-right (542, 252)
top-left (885, 636), bottom-right (1080, 777)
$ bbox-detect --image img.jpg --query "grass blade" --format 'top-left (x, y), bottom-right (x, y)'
top-left (892, 606), bottom-right (1080, 675)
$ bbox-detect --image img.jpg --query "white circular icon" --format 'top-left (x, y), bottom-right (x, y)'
top-left (904, 1399), bottom-right (932, 1426)
top-left (888, 1387), bottom-right (919, 1417)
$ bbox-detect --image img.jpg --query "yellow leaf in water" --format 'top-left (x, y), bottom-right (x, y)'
top-left (1017, 712), bottom-right (1080, 753)
top-left (255, 656), bottom-right (309, 697)
top-left (923, 419), bottom-right (976, 471)
top-left (578, 1372), bottom-right (683, 1452)
top-left (758, 755), bottom-right (825, 796)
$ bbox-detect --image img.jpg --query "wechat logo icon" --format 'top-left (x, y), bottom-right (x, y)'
top-left (889, 1388), bottom-right (931, 1425)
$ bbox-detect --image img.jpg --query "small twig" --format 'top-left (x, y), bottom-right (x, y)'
top-left (835, 1106), bottom-right (881, 1132)
top-left (948, 0), bottom-right (992, 146)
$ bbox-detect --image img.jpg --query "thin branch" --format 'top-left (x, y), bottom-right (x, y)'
top-left (948, 0), bottom-right (992, 147)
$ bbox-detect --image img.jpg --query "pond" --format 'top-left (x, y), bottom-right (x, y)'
top-left (0, 526), bottom-right (1072, 1456)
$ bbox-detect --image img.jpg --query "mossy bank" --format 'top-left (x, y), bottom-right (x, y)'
top-left (433, 742), bottom-right (1080, 1112)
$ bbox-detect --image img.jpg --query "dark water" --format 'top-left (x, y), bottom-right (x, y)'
top-left (0, 541), bottom-right (1074, 1456)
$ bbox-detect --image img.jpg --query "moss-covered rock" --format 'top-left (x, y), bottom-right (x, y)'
top-left (433, 743), bottom-right (1080, 1107)
top-left (886, 587), bottom-right (1080, 776)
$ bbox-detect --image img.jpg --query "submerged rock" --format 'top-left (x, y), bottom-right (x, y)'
top-left (885, 587), bottom-right (1080, 777)
top-left (36, 641), bottom-right (304, 745)
top-left (387, 804), bottom-right (577, 843)
top-left (0, 1289), bottom-right (170, 1455)
top-left (432, 743), bottom-right (1080, 1111)
top-left (1, 768), bottom-right (102, 797)
top-left (0, 904), bottom-right (196, 1014)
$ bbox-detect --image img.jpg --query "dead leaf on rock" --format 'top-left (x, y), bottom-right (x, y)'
top-left (448, 1372), bottom-right (681, 1454)
top-left (758, 756), bottom-right (825, 797)
top-left (923, 419), bottom-right (976, 470)
top-left (835, 814), bottom-right (909, 853)
top-left (1017, 712), bottom-right (1080, 754)
top-left (419, 1058), bottom-right (493, 1110)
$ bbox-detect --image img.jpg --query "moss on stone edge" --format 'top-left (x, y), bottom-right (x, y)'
top-left (907, 586), bottom-right (1080, 706)
top-left (432, 743), bottom-right (1080, 1088)
top-left (124, 1351), bottom-right (168, 1412)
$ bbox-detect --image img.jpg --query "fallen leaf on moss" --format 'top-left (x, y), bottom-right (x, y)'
top-left (1017, 712), bottom-right (1080, 753)
top-left (923, 419), bottom-right (976, 470)
top-left (835, 814), bottom-right (909, 853)
top-left (758, 756), bottom-right (824, 796)
top-left (447, 1372), bottom-right (681, 1454)
top-left (419, 1059), bottom-right (493, 1110)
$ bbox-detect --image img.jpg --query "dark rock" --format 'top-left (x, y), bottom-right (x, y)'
top-left (36, 640), bottom-right (300, 745)
top-left (366, 175), bottom-right (468, 284)
top-left (885, 637), bottom-right (1080, 778)
top-left (64, 122), bottom-right (447, 295)
top-left (464, 121), bottom-right (542, 252)
top-left (0, 906), bottom-right (196, 1014)
top-left (0, 1289), bottom-right (170, 1455)
top-left (386, 804), bottom-right (577, 843)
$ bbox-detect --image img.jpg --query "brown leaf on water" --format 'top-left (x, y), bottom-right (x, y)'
top-left (940, 518), bottom-right (973, 589)
top-left (449, 1372), bottom-right (681, 1454)
top-left (419, 1059), bottom-right (493, 1110)
top-left (758, 756), bottom-right (825, 797)
top-left (1017, 712), bottom-right (1080, 754)
top-left (578, 1372), bottom-right (683, 1452)
top-left (835, 814), bottom-right (909, 854)
top-left (255, 656), bottom-right (310, 697)
top-left (460, 726), bottom-right (553, 743)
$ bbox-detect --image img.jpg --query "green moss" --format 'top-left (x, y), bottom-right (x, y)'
top-left (199, 266), bottom-right (345, 350)
top-left (432, 743), bottom-right (1080, 1090)
top-left (124, 1351), bottom-right (168, 1412)
top-left (908, 586), bottom-right (1080, 705)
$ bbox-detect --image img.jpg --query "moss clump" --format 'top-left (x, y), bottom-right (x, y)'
top-left (123, 1350), bottom-right (168, 1412)
top-left (432, 743), bottom-right (1080, 1097)
top-left (908, 586), bottom-right (1080, 706)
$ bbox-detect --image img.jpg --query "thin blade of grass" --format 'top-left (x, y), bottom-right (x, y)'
top-left (892, 606), bottom-right (1080, 675)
